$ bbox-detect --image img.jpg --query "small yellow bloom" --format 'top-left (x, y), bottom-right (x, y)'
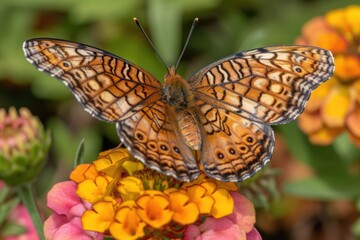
top-left (82, 200), bottom-right (115, 233)
top-left (76, 176), bottom-right (109, 203)
top-left (136, 190), bottom-right (173, 228)
top-left (199, 181), bottom-right (234, 218)
top-left (184, 184), bottom-right (214, 215)
top-left (309, 127), bottom-right (343, 145)
top-left (322, 86), bottom-right (352, 127)
top-left (200, 181), bottom-right (217, 194)
top-left (210, 188), bottom-right (234, 218)
top-left (316, 32), bottom-right (348, 53)
top-left (93, 148), bottom-right (131, 178)
top-left (212, 180), bottom-right (238, 192)
top-left (69, 163), bottom-right (98, 183)
top-left (326, 5), bottom-right (360, 39)
top-left (306, 78), bottom-right (336, 112)
top-left (334, 55), bottom-right (360, 80)
top-left (166, 189), bottom-right (199, 225)
top-left (297, 111), bottom-right (324, 134)
top-left (347, 108), bottom-right (360, 138)
top-left (122, 160), bottom-right (144, 176)
top-left (110, 201), bottom-right (146, 240)
top-left (118, 176), bottom-right (144, 201)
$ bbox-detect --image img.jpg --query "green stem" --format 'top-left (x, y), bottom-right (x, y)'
top-left (16, 183), bottom-right (45, 240)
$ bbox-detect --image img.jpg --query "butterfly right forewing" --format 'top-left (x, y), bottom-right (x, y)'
top-left (191, 46), bottom-right (334, 125)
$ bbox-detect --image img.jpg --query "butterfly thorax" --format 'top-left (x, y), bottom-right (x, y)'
top-left (162, 66), bottom-right (201, 150)
top-left (162, 66), bottom-right (194, 111)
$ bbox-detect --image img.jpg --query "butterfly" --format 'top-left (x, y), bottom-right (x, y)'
top-left (23, 34), bottom-right (334, 182)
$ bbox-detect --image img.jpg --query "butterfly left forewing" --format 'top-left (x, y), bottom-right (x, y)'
top-left (23, 38), bottom-right (162, 122)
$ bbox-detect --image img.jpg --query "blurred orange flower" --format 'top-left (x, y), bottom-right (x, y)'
top-left (296, 5), bottom-right (360, 146)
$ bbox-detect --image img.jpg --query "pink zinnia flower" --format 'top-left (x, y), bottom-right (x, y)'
top-left (43, 181), bottom-right (103, 240)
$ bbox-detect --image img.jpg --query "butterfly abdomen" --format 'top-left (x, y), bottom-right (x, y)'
top-left (176, 110), bottom-right (201, 150)
top-left (162, 67), bottom-right (201, 151)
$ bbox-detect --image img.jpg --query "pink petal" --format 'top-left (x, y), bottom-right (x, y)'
top-left (51, 217), bottom-right (102, 240)
top-left (183, 225), bottom-right (202, 240)
top-left (44, 214), bottom-right (70, 239)
top-left (246, 227), bottom-right (262, 240)
top-left (68, 201), bottom-right (87, 218)
top-left (200, 217), bottom-right (246, 240)
top-left (47, 181), bottom-right (81, 215)
top-left (6, 205), bottom-right (39, 240)
top-left (227, 192), bottom-right (256, 232)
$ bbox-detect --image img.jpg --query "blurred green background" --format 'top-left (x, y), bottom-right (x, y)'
top-left (1, 0), bottom-right (360, 239)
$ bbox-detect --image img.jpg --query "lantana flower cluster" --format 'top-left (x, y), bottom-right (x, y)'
top-left (296, 5), bottom-right (360, 146)
top-left (44, 148), bottom-right (261, 240)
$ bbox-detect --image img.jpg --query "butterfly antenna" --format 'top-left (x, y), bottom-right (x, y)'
top-left (134, 18), bottom-right (169, 73)
top-left (175, 18), bottom-right (198, 71)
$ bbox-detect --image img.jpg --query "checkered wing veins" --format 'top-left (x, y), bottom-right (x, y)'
top-left (190, 46), bottom-right (334, 181)
top-left (23, 38), bottom-right (199, 181)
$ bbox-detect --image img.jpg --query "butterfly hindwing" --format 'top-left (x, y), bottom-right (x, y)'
top-left (197, 101), bottom-right (274, 181)
top-left (117, 100), bottom-right (199, 181)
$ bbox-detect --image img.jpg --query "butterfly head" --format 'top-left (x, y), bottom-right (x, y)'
top-left (162, 66), bottom-right (193, 111)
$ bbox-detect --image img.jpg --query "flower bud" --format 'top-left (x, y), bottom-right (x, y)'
top-left (0, 107), bottom-right (50, 186)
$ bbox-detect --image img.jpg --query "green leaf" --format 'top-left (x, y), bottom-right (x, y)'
top-left (0, 198), bottom-right (20, 226)
top-left (74, 139), bottom-right (85, 167)
top-left (240, 168), bottom-right (280, 209)
top-left (181, 0), bottom-right (220, 12)
top-left (275, 122), bottom-right (313, 165)
top-left (0, 184), bottom-right (9, 203)
top-left (283, 176), bottom-right (360, 200)
top-left (356, 197), bottom-right (360, 211)
top-left (333, 133), bottom-right (360, 165)
top-left (352, 217), bottom-right (360, 237)
top-left (1, 221), bottom-right (26, 236)
top-left (47, 117), bottom-right (102, 166)
top-left (277, 122), bottom-right (351, 178)
top-left (71, 0), bottom-right (142, 23)
top-left (31, 75), bottom-right (71, 100)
